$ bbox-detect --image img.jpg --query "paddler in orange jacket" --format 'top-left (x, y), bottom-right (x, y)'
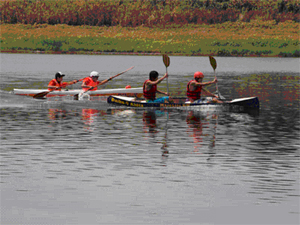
top-left (48, 72), bottom-right (77, 91)
top-left (81, 71), bottom-right (111, 91)
top-left (187, 71), bottom-right (222, 103)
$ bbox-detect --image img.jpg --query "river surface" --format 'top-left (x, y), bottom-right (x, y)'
top-left (0, 53), bottom-right (299, 225)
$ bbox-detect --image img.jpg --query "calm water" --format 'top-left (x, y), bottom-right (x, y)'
top-left (0, 53), bottom-right (299, 225)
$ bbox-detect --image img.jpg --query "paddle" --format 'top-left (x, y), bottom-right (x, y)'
top-left (33, 77), bottom-right (85, 99)
top-left (74, 66), bottom-right (134, 100)
top-left (162, 54), bottom-right (170, 95)
top-left (209, 56), bottom-right (220, 99)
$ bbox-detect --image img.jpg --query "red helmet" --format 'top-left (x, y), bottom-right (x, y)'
top-left (194, 71), bottom-right (204, 79)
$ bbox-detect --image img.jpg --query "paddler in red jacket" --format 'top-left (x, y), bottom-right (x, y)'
top-left (48, 72), bottom-right (77, 91)
top-left (187, 71), bottom-right (222, 103)
top-left (143, 70), bottom-right (169, 103)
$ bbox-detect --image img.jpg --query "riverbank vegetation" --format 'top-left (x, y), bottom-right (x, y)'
top-left (1, 0), bottom-right (299, 57)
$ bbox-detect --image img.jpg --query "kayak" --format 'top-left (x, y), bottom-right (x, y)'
top-left (107, 95), bottom-right (260, 111)
top-left (13, 87), bottom-right (143, 98)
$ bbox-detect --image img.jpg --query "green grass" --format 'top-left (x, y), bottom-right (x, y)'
top-left (1, 22), bottom-right (299, 57)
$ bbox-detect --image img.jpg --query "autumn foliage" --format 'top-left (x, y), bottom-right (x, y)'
top-left (1, 0), bottom-right (299, 27)
top-left (1, 0), bottom-right (299, 57)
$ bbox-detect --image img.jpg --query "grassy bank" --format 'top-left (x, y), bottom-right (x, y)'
top-left (1, 20), bottom-right (299, 57)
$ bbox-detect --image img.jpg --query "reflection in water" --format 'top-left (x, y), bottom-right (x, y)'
top-left (186, 110), bottom-right (204, 152)
top-left (1, 105), bottom-right (299, 224)
top-left (231, 74), bottom-right (299, 109)
top-left (48, 108), bottom-right (68, 120)
top-left (186, 110), bottom-right (218, 159)
top-left (81, 108), bottom-right (105, 131)
top-left (142, 109), bottom-right (222, 159)
top-left (161, 112), bottom-right (169, 158)
top-left (1, 55), bottom-right (299, 224)
top-left (48, 107), bottom-right (111, 132)
top-left (142, 110), bottom-right (157, 135)
top-left (142, 110), bottom-right (170, 157)
top-left (244, 152), bottom-right (299, 204)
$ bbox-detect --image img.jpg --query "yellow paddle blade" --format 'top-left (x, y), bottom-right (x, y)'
top-left (162, 54), bottom-right (170, 68)
top-left (209, 56), bottom-right (217, 70)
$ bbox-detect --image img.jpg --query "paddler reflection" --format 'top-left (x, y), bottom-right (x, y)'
top-left (82, 108), bottom-right (107, 131)
top-left (142, 110), bottom-right (167, 134)
top-left (186, 110), bottom-right (218, 157)
top-left (142, 110), bottom-right (158, 135)
top-left (142, 109), bottom-right (169, 157)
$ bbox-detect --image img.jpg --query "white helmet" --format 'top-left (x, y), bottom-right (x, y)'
top-left (90, 71), bottom-right (99, 77)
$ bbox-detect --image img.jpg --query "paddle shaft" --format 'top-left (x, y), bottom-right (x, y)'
top-left (33, 77), bottom-right (85, 98)
top-left (75, 66), bottom-right (134, 98)
top-left (214, 69), bottom-right (220, 98)
top-left (162, 54), bottom-right (170, 95)
top-left (166, 67), bottom-right (169, 94)
top-left (209, 56), bottom-right (220, 99)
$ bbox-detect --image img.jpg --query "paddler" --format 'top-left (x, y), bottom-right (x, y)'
top-left (81, 71), bottom-right (114, 91)
top-left (48, 72), bottom-right (77, 91)
top-left (187, 71), bottom-right (223, 103)
top-left (143, 70), bottom-right (170, 103)
top-left (81, 71), bottom-right (100, 91)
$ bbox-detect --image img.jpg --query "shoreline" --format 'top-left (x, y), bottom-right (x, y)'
top-left (0, 49), bottom-right (292, 58)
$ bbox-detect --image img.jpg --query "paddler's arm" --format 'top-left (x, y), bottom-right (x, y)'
top-left (147, 73), bottom-right (168, 86)
top-left (144, 73), bottom-right (168, 92)
top-left (202, 88), bottom-right (219, 98)
top-left (157, 89), bottom-right (169, 96)
top-left (48, 85), bottom-right (60, 90)
top-left (61, 80), bottom-right (78, 88)
top-left (89, 76), bottom-right (115, 88)
top-left (195, 77), bottom-right (217, 87)
top-left (81, 80), bottom-right (94, 90)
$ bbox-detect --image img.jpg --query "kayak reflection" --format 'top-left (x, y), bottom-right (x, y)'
top-left (48, 108), bottom-right (68, 120)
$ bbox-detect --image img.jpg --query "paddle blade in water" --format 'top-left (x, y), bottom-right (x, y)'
top-left (209, 56), bottom-right (217, 70)
top-left (163, 54), bottom-right (170, 67)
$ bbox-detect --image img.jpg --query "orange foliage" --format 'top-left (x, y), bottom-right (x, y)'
top-left (0, 0), bottom-right (299, 27)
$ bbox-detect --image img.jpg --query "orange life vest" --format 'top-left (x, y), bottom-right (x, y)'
top-left (48, 79), bottom-right (65, 91)
top-left (82, 77), bottom-right (100, 91)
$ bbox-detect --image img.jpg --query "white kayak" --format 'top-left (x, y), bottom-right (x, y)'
top-left (13, 87), bottom-right (143, 98)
